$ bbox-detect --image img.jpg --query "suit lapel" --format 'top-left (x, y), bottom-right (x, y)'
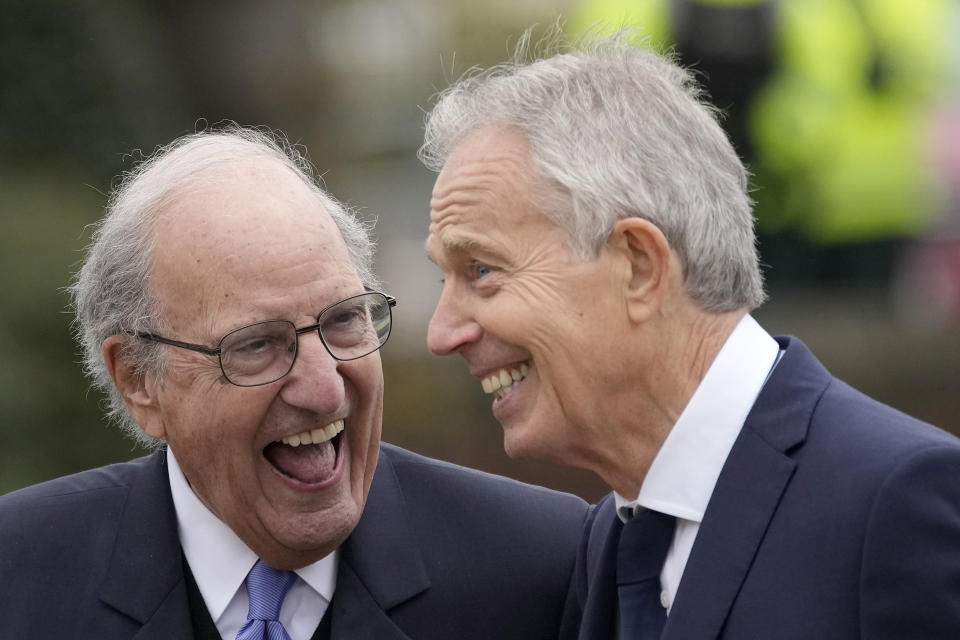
top-left (327, 562), bottom-right (415, 640)
top-left (330, 446), bottom-right (429, 640)
top-left (95, 450), bottom-right (194, 639)
top-left (577, 497), bottom-right (621, 640)
top-left (662, 338), bottom-right (828, 640)
top-left (93, 445), bottom-right (434, 640)
top-left (662, 426), bottom-right (796, 639)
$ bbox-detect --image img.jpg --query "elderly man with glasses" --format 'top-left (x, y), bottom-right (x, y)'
top-left (0, 127), bottom-right (586, 640)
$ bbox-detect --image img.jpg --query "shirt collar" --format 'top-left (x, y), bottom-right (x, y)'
top-left (167, 447), bottom-right (338, 621)
top-left (615, 314), bottom-right (780, 523)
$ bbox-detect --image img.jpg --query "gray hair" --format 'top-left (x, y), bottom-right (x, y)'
top-left (419, 27), bottom-right (765, 311)
top-left (70, 126), bottom-right (378, 446)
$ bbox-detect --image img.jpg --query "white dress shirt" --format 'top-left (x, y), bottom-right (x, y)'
top-left (614, 314), bottom-right (780, 613)
top-left (167, 448), bottom-right (338, 640)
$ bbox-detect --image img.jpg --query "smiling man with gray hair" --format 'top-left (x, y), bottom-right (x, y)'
top-left (422, 28), bottom-right (960, 639)
top-left (0, 126), bottom-right (586, 639)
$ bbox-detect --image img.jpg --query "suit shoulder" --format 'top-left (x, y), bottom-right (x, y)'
top-left (0, 455), bottom-right (158, 529)
top-left (764, 337), bottom-right (960, 465)
top-left (816, 378), bottom-right (960, 457)
top-left (372, 445), bottom-right (588, 638)
top-left (0, 454), bottom-right (171, 637)
top-left (380, 443), bottom-right (587, 502)
top-left (379, 442), bottom-right (587, 514)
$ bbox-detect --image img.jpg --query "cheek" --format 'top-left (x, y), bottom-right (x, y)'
top-left (173, 392), bottom-right (277, 515)
top-left (488, 274), bottom-right (590, 342)
top-left (344, 360), bottom-right (384, 445)
top-left (474, 297), bottom-right (546, 347)
top-left (348, 355), bottom-right (384, 406)
top-left (156, 357), bottom-right (228, 425)
top-left (528, 331), bottom-right (608, 429)
top-left (163, 383), bottom-right (273, 462)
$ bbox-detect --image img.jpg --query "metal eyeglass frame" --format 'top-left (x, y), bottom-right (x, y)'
top-left (132, 291), bottom-right (397, 387)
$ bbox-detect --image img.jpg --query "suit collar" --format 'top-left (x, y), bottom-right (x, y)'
top-left (97, 446), bottom-right (432, 639)
top-left (97, 450), bottom-right (194, 638)
top-left (741, 335), bottom-right (828, 453)
top-left (662, 337), bottom-right (830, 639)
top-left (626, 314), bottom-right (781, 524)
top-left (331, 445), bottom-right (429, 638)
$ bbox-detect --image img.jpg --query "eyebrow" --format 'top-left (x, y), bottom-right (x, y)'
top-left (425, 235), bottom-right (489, 265)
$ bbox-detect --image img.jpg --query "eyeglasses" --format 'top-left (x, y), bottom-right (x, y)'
top-left (134, 291), bottom-right (396, 387)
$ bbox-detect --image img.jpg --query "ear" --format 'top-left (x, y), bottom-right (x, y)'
top-left (102, 335), bottom-right (166, 439)
top-left (607, 217), bottom-right (674, 324)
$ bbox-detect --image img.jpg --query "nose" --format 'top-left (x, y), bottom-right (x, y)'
top-left (278, 332), bottom-right (347, 414)
top-left (427, 285), bottom-right (483, 356)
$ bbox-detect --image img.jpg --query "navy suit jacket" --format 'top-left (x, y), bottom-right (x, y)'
top-left (0, 442), bottom-right (586, 639)
top-left (569, 337), bottom-right (960, 639)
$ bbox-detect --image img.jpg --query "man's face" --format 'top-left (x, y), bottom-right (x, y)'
top-left (426, 127), bottom-right (628, 466)
top-left (136, 160), bottom-right (383, 569)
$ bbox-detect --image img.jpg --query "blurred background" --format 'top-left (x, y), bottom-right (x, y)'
top-left (2, 0), bottom-right (959, 502)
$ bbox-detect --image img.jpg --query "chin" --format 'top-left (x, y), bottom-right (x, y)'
top-left (501, 424), bottom-right (547, 462)
top-left (285, 498), bottom-right (363, 545)
top-left (503, 421), bottom-right (582, 470)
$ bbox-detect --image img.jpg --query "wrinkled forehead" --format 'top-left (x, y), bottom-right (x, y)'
top-left (148, 159), bottom-right (359, 324)
top-left (427, 126), bottom-right (564, 260)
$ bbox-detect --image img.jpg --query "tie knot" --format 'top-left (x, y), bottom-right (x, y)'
top-left (617, 509), bottom-right (676, 585)
top-left (245, 560), bottom-right (296, 621)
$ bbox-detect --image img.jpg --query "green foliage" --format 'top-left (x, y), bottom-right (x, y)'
top-left (0, 168), bottom-right (149, 493)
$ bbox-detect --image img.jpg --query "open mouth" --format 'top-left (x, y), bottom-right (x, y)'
top-left (263, 419), bottom-right (344, 485)
top-left (481, 362), bottom-right (529, 400)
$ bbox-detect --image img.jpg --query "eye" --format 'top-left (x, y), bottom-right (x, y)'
top-left (236, 337), bottom-right (271, 354)
top-left (321, 302), bottom-right (375, 350)
top-left (322, 302), bottom-right (367, 332)
top-left (326, 307), bottom-right (365, 327)
top-left (233, 334), bottom-right (285, 356)
top-left (323, 302), bottom-right (367, 328)
top-left (221, 322), bottom-right (292, 362)
top-left (471, 261), bottom-right (493, 279)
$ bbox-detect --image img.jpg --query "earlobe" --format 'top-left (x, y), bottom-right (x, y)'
top-left (102, 336), bottom-right (165, 439)
top-left (609, 218), bottom-right (673, 324)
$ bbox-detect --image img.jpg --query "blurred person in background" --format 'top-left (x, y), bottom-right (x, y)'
top-left (0, 127), bottom-right (586, 640)
top-left (570, 0), bottom-right (957, 285)
top-left (892, 38), bottom-right (960, 329)
top-left (421, 28), bottom-right (960, 639)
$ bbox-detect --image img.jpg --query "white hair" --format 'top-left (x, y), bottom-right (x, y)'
top-left (70, 125), bottom-right (378, 446)
top-left (419, 28), bottom-right (765, 311)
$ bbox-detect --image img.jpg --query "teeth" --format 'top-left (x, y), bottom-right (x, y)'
top-left (481, 363), bottom-right (529, 399)
top-left (277, 419), bottom-right (345, 447)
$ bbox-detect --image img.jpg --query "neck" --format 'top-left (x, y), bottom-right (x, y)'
top-left (594, 306), bottom-right (747, 498)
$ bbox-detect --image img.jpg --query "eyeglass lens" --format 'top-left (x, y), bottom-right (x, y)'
top-left (218, 292), bottom-right (391, 386)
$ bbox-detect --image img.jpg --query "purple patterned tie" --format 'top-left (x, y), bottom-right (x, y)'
top-left (235, 560), bottom-right (297, 640)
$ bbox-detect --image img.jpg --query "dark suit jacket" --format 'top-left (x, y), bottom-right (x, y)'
top-left (568, 337), bottom-right (960, 639)
top-left (0, 442), bottom-right (586, 639)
